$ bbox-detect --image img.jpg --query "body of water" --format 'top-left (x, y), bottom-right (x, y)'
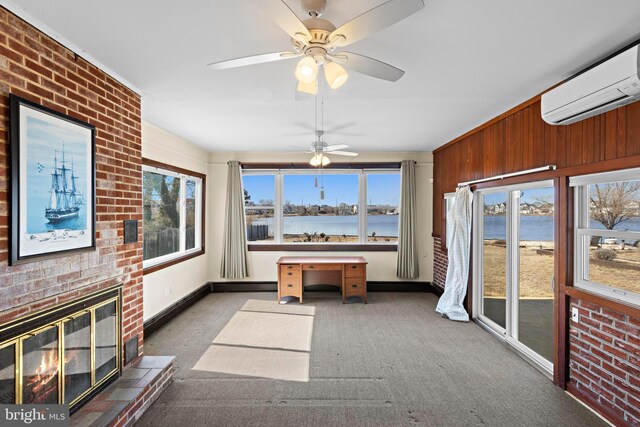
top-left (484, 215), bottom-right (640, 241)
top-left (251, 215), bottom-right (399, 237)
top-left (27, 196), bottom-right (87, 233)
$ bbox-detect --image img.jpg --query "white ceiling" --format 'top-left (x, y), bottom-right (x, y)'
top-left (3, 0), bottom-right (640, 153)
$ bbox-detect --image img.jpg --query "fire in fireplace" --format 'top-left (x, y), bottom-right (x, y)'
top-left (23, 326), bottom-right (59, 404)
top-left (0, 287), bottom-right (121, 412)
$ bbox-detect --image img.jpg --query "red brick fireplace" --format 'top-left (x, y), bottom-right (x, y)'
top-left (0, 4), bottom-right (144, 411)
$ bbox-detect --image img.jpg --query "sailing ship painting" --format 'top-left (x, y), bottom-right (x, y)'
top-left (11, 94), bottom-right (95, 264)
top-left (25, 120), bottom-right (88, 234)
top-left (45, 145), bottom-right (85, 225)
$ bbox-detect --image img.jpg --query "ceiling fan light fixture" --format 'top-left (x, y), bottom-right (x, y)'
top-left (295, 56), bottom-right (318, 84)
top-left (309, 153), bottom-right (331, 167)
top-left (297, 80), bottom-right (317, 95)
top-left (324, 61), bottom-right (348, 89)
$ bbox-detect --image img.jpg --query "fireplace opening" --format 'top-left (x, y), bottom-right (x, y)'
top-left (0, 287), bottom-right (121, 412)
top-left (23, 325), bottom-right (60, 404)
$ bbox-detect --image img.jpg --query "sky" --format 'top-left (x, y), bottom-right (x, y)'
top-left (243, 173), bottom-right (401, 206)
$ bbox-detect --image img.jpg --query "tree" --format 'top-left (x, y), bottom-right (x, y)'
top-left (244, 189), bottom-right (251, 202)
top-left (590, 182), bottom-right (640, 230)
top-left (159, 177), bottom-right (180, 227)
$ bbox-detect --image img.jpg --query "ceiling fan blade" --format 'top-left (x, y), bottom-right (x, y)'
top-left (329, 151), bottom-right (359, 157)
top-left (328, 0), bottom-right (424, 48)
top-left (324, 144), bottom-right (349, 151)
top-left (333, 52), bottom-right (404, 82)
top-left (208, 52), bottom-right (300, 70)
top-left (254, 0), bottom-right (311, 42)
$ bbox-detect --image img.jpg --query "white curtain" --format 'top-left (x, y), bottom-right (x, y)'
top-left (397, 160), bottom-right (419, 279)
top-left (220, 161), bottom-right (249, 279)
top-left (436, 185), bottom-right (473, 322)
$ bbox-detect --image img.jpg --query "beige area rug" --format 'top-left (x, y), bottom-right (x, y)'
top-left (192, 300), bottom-right (315, 382)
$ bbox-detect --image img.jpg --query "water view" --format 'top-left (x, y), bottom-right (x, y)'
top-left (484, 215), bottom-right (640, 241)
top-left (249, 214), bottom-right (399, 239)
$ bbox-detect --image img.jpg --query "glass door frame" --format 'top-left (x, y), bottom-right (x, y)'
top-left (472, 179), bottom-right (555, 376)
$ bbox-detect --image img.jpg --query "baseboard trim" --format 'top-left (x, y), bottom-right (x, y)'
top-left (566, 382), bottom-right (624, 427)
top-left (430, 283), bottom-right (444, 296)
top-left (208, 281), bottom-right (438, 293)
top-left (144, 283), bottom-right (210, 337)
top-left (209, 282), bottom-right (278, 292)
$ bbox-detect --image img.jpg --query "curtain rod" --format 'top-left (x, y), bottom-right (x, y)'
top-left (458, 165), bottom-right (556, 187)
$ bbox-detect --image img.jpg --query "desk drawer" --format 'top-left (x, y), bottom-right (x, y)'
top-left (280, 278), bottom-right (301, 296)
top-left (280, 265), bottom-right (302, 278)
top-left (302, 264), bottom-right (341, 271)
top-left (345, 264), bottom-right (366, 277)
top-left (344, 278), bottom-right (366, 297)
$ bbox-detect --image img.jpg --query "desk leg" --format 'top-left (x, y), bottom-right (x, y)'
top-left (342, 267), bottom-right (346, 304)
top-left (277, 269), bottom-right (281, 303)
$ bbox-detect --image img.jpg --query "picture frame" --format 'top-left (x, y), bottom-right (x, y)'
top-left (10, 94), bottom-right (96, 265)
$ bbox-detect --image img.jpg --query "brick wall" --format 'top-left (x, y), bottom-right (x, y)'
top-left (0, 8), bottom-right (144, 362)
top-left (433, 237), bottom-right (447, 289)
top-left (569, 299), bottom-right (640, 426)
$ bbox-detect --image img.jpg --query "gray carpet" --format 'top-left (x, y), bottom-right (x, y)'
top-left (138, 292), bottom-right (604, 426)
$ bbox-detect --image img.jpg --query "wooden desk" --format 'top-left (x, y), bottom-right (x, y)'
top-left (277, 256), bottom-right (367, 304)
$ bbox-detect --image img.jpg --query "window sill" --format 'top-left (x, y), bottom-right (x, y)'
top-left (248, 243), bottom-right (397, 252)
top-left (143, 249), bottom-right (205, 275)
top-left (565, 286), bottom-right (640, 318)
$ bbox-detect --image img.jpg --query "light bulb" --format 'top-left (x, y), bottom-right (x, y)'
top-left (309, 154), bottom-right (322, 166)
top-left (295, 56), bottom-right (317, 84)
top-left (324, 61), bottom-right (348, 89)
top-left (297, 80), bottom-right (317, 95)
top-left (309, 154), bottom-right (331, 167)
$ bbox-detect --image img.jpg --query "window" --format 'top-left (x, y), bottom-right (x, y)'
top-left (244, 174), bottom-right (275, 241)
top-left (572, 168), bottom-right (640, 306)
top-left (367, 173), bottom-right (400, 243)
top-left (242, 168), bottom-right (400, 245)
top-left (143, 162), bottom-right (204, 269)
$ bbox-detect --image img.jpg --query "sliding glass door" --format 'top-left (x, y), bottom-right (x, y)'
top-left (474, 181), bottom-right (554, 374)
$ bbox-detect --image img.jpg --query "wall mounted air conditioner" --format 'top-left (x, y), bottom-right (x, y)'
top-left (541, 44), bottom-right (640, 125)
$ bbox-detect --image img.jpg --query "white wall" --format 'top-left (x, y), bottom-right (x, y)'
top-left (142, 122), bottom-right (211, 321)
top-left (208, 151), bottom-right (433, 283)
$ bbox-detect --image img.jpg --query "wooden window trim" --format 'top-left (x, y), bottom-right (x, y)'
top-left (143, 249), bottom-right (205, 275)
top-left (142, 158), bottom-right (206, 275)
top-left (565, 284), bottom-right (640, 319)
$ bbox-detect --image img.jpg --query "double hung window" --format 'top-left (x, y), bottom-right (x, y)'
top-left (572, 168), bottom-right (640, 306)
top-left (142, 163), bottom-right (204, 268)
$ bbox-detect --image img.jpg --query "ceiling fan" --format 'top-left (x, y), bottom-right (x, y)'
top-left (208, 0), bottom-right (425, 94)
top-left (306, 130), bottom-right (357, 166)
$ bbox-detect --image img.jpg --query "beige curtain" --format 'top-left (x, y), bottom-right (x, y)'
top-left (220, 161), bottom-right (249, 279)
top-left (397, 160), bottom-right (419, 279)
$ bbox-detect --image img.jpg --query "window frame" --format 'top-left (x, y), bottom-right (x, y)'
top-left (571, 167), bottom-right (640, 307)
top-left (444, 192), bottom-right (456, 249)
top-left (142, 158), bottom-right (206, 274)
top-left (242, 166), bottom-right (400, 251)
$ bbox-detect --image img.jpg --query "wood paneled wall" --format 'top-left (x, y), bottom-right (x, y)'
top-left (432, 93), bottom-right (640, 426)
top-left (432, 99), bottom-right (640, 237)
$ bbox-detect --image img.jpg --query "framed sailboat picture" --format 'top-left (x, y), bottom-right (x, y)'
top-left (10, 94), bottom-right (96, 265)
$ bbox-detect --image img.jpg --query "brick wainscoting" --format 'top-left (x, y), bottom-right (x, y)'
top-left (0, 7), bottom-right (144, 362)
top-left (433, 237), bottom-right (447, 289)
top-left (568, 298), bottom-right (640, 426)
